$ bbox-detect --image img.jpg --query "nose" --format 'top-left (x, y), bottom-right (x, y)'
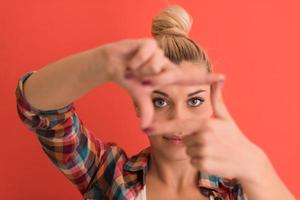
top-left (167, 104), bottom-right (191, 121)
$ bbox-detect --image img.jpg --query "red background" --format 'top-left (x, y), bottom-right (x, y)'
top-left (1, 0), bottom-right (299, 199)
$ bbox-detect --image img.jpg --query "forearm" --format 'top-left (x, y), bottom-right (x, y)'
top-left (23, 46), bottom-right (110, 110)
top-left (16, 71), bottom-right (107, 194)
top-left (239, 154), bottom-right (296, 200)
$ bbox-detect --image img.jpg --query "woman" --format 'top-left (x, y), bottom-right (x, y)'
top-left (16, 5), bottom-right (295, 200)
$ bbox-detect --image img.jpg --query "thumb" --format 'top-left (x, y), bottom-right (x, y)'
top-left (130, 85), bottom-right (154, 129)
top-left (139, 94), bottom-right (154, 129)
top-left (211, 80), bottom-right (231, 120)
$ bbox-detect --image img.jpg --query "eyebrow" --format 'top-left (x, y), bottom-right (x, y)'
top-left (187, 89), bottom-right (206, 97)
top-left (153, 89), bottom-right (206, 98)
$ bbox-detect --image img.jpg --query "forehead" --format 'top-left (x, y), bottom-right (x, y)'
top-left (153, 62), bottom-right (210, 96)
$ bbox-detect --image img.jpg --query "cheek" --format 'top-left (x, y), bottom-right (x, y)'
top-left (191, 102), bottom-right (213, 118)
top-left (152, 109), bottom-right (170, 122)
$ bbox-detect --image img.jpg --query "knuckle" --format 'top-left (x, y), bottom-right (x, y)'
top-left (142, 64), bottom-right (157, 75)
top-left (145, 59), bottom-right (156, 71)
top-left (135, 52), bottom-right (147, 64)
top-left (152, 63), bottom-right (161, 74)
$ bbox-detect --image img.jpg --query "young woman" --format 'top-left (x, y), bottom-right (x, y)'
top-left (16, 5), bottom-right (295, 200)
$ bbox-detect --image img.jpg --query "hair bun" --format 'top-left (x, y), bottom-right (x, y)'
top-left (151, 5), bottom-right (192, 38)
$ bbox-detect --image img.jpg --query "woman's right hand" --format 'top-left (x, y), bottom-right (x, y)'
top-left (96, 38), bottom-right (224, 129)
top-left (99, 38), bottom-right (169, 87)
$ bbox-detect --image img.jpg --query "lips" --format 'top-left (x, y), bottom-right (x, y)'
top-left (163, 135), bottom-right (183, 145)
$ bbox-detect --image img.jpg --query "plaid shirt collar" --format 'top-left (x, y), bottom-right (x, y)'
top-left (124, 147), bottom-right (238, 196)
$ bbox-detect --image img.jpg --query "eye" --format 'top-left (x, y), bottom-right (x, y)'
top-left (152, 97), bottom-right (168, 108)
top-left (187, 97), bottom-right (204, 107)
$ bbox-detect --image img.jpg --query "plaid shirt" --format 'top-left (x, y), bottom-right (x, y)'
top-left (16, 71), bottom-right (247, 200)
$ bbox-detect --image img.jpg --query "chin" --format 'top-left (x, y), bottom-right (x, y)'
top-left (165, 151), bottom-right (189, 161)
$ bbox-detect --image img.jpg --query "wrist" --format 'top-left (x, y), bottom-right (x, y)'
top-left (89, 46), bottom-right (114, 84)
top-left (238, 146), bottom-right (275, 185)
top-left (237, 149), bottom-right (296, 200)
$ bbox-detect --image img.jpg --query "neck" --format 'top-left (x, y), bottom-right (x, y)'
top-left (147, 148), bottom-right (199, 191)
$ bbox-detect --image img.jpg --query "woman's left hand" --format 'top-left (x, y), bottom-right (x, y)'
top-left (184, 80), bottom-right (272, 181)
top-left (148, 80), bottom-right (272, 182)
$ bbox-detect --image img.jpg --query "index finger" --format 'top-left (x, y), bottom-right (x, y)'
top-left (128, 82), bottom-right (154, 129)
top-left (143, 119), bottom-right (201, 136)
top-left (140, 63), bottom-right (225, 86)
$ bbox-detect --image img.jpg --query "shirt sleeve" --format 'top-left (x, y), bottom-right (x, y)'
top-left (230, 182), bottom-right (248, 200)
top-left (15, 71), bottom-right (116, 195)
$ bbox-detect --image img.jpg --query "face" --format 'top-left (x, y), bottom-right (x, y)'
top-left (135, 61), bottom-right (214, 162)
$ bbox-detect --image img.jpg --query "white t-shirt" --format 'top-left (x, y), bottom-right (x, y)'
top-left (135, 185), bottom-right (146, 200)
top-left (134, 185), bottom-right (218, 200)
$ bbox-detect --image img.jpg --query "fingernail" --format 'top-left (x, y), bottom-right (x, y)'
top-left (143, 127), bottom-right (154, 134)
top-left (141, 80), bottom-right (152, 86)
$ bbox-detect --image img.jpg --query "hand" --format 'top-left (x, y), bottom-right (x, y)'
top-left (99, 38), bottom-right (225, 128)
top-left (100, 38), bottom-right (164, 128)
top-left (146, 80), bottom-right (269, 181)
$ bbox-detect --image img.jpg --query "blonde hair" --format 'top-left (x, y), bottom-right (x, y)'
top-left (151, 5), bottom-right (212, 72)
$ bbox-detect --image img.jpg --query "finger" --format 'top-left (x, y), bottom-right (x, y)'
top-left (139, 95), bottom-right (154, 129)
top-left (141, 66), bottom-right (225, 87)
top-left (190, 157), bottom-right (203, 166)
top-left (211, 80), bottom-right (231, 120)
top-left (182, 132), bottom-right (202, 147)
top-left (143, 118), bottom-right (200, 136)
top-left (129, 84), bottom-right (155, 129)
top-left (118, 39), bottom-right (143, 55)
top-left (190, 157), bottom-right (214, 173)
top-left (186, 144), bottom-right (203, 157)
top-left (128, 39), bottom-right (158, 70)
top-left (137, 49), bottom-right (167, 76)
